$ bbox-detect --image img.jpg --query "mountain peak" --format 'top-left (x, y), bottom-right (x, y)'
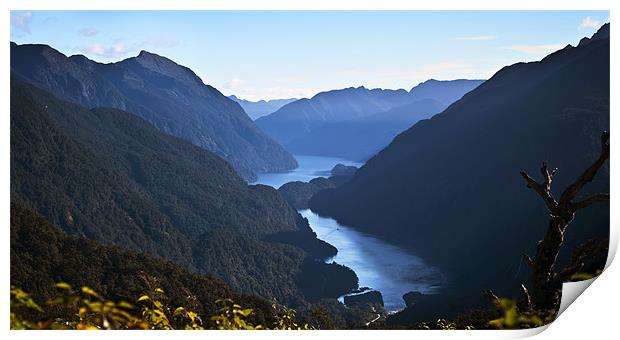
top-left (577, 22), bottom-right (609, 47)
top-left (122, 49), bottom-right (205, 86)
top-left (136, 49), bottom-right (161, 59)
top-left (592, 22), bottom-right (610, 40)
top-left (133, 49), bottom-right (172, 64)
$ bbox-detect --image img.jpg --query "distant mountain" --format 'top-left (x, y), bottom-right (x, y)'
top-left (286, 98), bottom-right (448, 160)
top-left (310, 24), bottom-right (610, 316)
top-left (10, 43), bottom-right (297, 181)
top-left (10, 78), bottom-right (353, 306)
top-left (256, 86), bottom-right (413, 144)
top-left (256, 80), bottom-right (483, 160)
top-left (407, 78), bottom-right (488, 106)
top-left (229, 95), bottom-right (298, 120)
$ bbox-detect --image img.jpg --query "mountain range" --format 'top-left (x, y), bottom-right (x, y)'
top-left (10, 77), bottom-right (356, 307)
top-left (10, 43), bottom-right (297, 181)
top-left (310, 23), bottom-right (610, 318)
top-left (229, 95), bottom-right (298, 120)
top-left (256, 80), bottom-right (484, 160)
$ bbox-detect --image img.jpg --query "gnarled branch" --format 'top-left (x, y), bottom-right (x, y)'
top-left (519, 167), bottom-right (558, 213)
top-left (559, 131), bottom-right (610, 206)
top-left (540, 162), bottom-right (557, 192)
top-left (517, 131), bottom-right (609, 311)
top-left (571, 193), bottom-right (610, 211)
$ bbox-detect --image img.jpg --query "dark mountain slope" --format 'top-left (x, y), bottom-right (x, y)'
top-left (229, 95), bottom-right (298, 120)
top-left (310, 25), bottom-right (610, 303)
top-left (10, 79), bottom-right (347, 306)
top-left (10, 43), bottom-right (297, 181)
top-left (256, 80), bottom-right (483, 160)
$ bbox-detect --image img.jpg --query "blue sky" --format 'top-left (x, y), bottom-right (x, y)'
top-left (10, 11), bottom-right (609, 100)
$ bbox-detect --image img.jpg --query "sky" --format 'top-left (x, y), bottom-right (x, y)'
top-left (10, 10), bottom-right (609, 101)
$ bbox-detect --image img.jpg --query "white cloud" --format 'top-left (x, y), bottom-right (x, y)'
top-left (78, 42), bottom-right (140, 58)
top-left (76, 36), bottom-right (180, 60)
top-left (579, 16), bottom-right (600, 30)
top-left (455, 35), bottom-right (497, 41)
top-left (503, 43), bottom-right (564, 55)
top-left (11, 11), bottom-right (32, 34)
top-left (79, 27), bottom-right (99, 37)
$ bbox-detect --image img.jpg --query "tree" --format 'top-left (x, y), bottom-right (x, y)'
top-left (519, 131), bottom-right (609, 311)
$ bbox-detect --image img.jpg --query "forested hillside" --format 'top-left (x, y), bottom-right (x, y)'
top-left (10, 202), bottom-right (278, 324)
top-left (10, 78), bottom-right (353, 306)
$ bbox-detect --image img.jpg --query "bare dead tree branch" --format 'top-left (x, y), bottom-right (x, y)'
top-left (519, 170), bottom-right (558, 213)
top-left (516, 131), bottom-right (609, 311)
top-left (559, 131), bottom-right (610, 208)
top-left (571, 193), bottom-right (610, 211)
top-left (482, 289), bottom-right (499, 305)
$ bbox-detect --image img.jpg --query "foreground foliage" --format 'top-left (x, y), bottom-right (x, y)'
top-left (11, 283), bottom-right (314, 330)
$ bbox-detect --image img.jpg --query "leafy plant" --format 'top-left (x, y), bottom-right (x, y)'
top-left (10, 283), bottom-right (315, 330)
top-left (488, 298), bottom-right (555, 329)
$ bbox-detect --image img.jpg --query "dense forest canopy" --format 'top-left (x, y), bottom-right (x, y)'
top-left (10, 78), bottom-right (354, 307)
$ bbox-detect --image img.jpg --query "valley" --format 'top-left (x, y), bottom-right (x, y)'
top-left (9, 11), bottom-right (611, 330)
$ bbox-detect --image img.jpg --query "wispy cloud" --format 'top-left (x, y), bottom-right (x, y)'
top-left (76, 36), bottom-right (181, 60)
top-left (78, 41), bottom-right (141, 58)
top-left (455, 35), bottom-right (497, 41)
top-left (579, 16), bottom-right (600, 30)
top-left (79, 27), bottom-right (99, 37)
top-left (503, 43), bottom-right (564, 55)
top-left (11, 11), bottom-right (33, 34)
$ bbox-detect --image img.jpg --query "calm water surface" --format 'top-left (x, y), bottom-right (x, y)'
top-left (254, 155), bottom-right (442, 311)
top-left (253, 155), bottom-right (362, 189)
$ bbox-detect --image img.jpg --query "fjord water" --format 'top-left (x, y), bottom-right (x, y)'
top-left (300, 209), bottom-right (442, 311)
top-left (254, 155), bottom-right (362, 189)
top-left (254, 155), bottom-right (442, 311)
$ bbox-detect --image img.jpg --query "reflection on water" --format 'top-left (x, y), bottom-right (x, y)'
top-left (253, 155), bottom-right (362, 189)
top-left (299, 209), bottom-right (442, 312)
top-left (254, 154), bottom-right (441, 312)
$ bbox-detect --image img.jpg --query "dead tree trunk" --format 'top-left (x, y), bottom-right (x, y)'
top-left (519, 131), bottom-right (609, 311)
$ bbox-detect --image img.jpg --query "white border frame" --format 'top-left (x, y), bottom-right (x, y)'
top-left (2, 1), bottom-right (617, 339)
